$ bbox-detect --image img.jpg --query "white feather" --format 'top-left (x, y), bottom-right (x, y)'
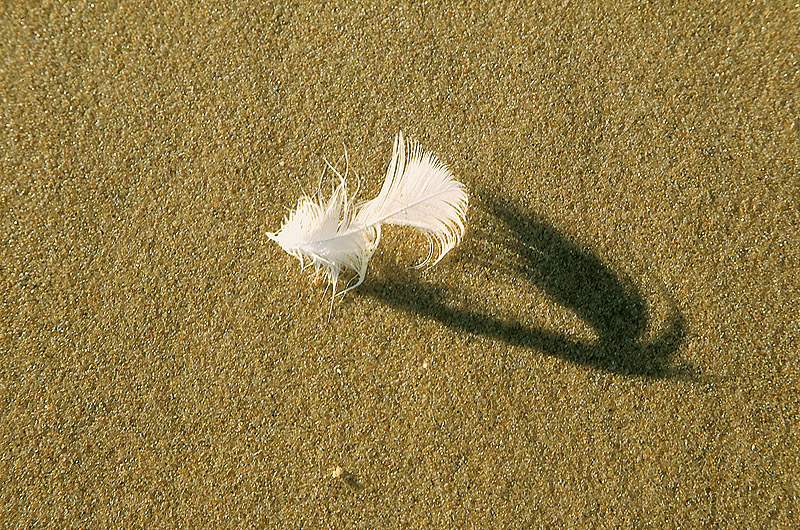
top-left (268, 132), bottom-right (468, 297)
top-left (356, 131), bottom-right (468, 265)
top-left (267, 176), bottom-right (377, 297)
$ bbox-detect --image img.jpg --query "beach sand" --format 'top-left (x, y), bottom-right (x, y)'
top-left (1, 1), bottom-right (798, 527)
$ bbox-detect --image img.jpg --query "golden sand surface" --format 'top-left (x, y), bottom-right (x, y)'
top-left (1, 1), bottom-right (798, 527)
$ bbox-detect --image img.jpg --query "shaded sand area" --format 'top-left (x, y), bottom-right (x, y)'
top-left (1, 1), bottom-right (798, 527)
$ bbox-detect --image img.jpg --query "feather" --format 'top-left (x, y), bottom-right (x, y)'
top-left (356, 131), bottom-right (469, 265)
top-left (267, 175), bottom-right (378, 297)
top-left (268, 132), bottom-right (468, 298)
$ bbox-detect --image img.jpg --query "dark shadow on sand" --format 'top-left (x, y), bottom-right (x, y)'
top-left (360, 194), bottom-right (696, 380)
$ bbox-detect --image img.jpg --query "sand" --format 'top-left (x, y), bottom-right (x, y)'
top-left (1, 1), bottom-right (798, 527)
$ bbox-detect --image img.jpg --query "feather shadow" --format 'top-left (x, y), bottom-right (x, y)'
top-left (360, 194), bottom-right (697, 380)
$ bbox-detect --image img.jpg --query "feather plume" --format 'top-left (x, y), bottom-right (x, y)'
top-left (356, 131), bottom-right (469, 265)
top-left (268, 132), bottom-right (468, 298)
